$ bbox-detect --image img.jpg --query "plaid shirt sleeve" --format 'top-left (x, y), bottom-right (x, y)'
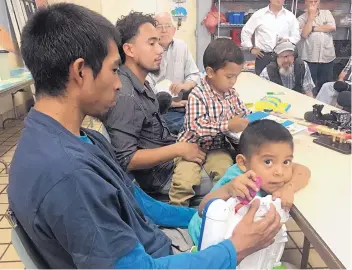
top-left (232, 90), bottom-right (251, 115)
top-left (185, 90), bottom-right (229, 137)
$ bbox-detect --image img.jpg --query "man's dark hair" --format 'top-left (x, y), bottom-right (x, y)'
top-left (203, 38), bottom-right (244, 71)
top-left (115, 11), bottom-right (156, 64)
top-left (239, 119), bottom-right (294, 158)
top-left (21, 3), bottom-right (120, 97)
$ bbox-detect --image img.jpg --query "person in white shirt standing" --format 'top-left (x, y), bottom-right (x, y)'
top-left (298, 0), bottom-right (336, 96)
top-left (241, 0), bottom-right (300, 75)
top-left (147, 12), bottom-right (200, 134)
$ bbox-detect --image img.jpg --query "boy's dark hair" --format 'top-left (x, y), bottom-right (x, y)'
top-left (115, 11), bottom-right (156, 64)
top-left (21, 3), bottom-right (120, 98)
top-left (203, 38), bottom-right (244, 71)
top-left (239, 119), bottom-right (294, 158)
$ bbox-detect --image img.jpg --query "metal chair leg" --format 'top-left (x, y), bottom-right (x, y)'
top-left (301, 236), bottom-right (311, 269)
top-left (2, 89), bottom-right (25, 129)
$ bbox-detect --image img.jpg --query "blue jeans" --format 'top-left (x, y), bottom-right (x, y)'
top-left (306, 61), bottom-right (334, 95)
top-left (163, 111), bottom-right (185, 135)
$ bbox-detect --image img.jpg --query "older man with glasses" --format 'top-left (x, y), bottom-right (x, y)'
top-left (147, 12), bottom-right (201, 134)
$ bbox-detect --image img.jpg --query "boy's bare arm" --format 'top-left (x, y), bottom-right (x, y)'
top-left (272, 163), bottom-right (311, 210)
top-left (287, 163), bottom-right (311, 192)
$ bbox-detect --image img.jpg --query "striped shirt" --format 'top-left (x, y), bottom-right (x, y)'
top-left (147, 39), bottom-right (200, 87)
top-left (178, 77), bottom-right (250, 151)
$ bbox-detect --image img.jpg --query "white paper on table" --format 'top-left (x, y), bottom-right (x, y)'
top-left (225, 114), bottom-right (307, 140)
top-left (154, 79), bottom-right (178, 98)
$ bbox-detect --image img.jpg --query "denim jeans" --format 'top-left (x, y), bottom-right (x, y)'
top-left (163, 111), bottom-right (185, 135)
top-left (306, 61), bottom-right (334, 95)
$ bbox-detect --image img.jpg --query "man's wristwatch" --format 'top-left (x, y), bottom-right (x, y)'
top-left (312, 26), bottom-right (315, 32)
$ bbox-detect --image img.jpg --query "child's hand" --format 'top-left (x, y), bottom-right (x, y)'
top-left (228, 113), bottom-right (249, 133)
top-left (226, 170), bottom-right (259, 201)
top-left (272, 183), bottom-right (295, 211)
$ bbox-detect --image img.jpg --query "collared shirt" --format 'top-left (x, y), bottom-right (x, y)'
top-left (298, 10), bottom-right (336, 63)
top-left (178, 77), bottom-right (250, 151)
top-left (147, 39), bottom-right (201, 88)
top-left (103, 65), bottom-right (175, 192)
top-left (260, 61), bottom-right (315, 94)
top-left (241, 6), bottom-right (300, 52)
top-left (342, 56), bottom-right (352, 83)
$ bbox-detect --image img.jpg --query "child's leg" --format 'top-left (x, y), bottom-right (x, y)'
top-left (169, 158), bottom-right (202, 206)
top-left (204, 149), bottom-right (233, 184)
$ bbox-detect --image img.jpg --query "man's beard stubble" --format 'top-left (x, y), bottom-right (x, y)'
top-left (279, 65), bottom-right (294, 76)
top-left (136, 60), bottom-right (161, 76)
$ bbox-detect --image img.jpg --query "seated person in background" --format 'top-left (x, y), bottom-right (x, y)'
top-left (170, 39), bottom-right (250, 206)
top-left (298, 0), bottom-right (336, 95)
top-left (103, 11), bottom-right (205, 195)
top-left (260, 41), bottom-right (315, 97)
top-left (147, 12), bottom-right (201, 134)
top-left (241, 0), bottom-right (300, 75)
top-left (316, 56), bottom-right (351, 106)
top-left (188, 119), bottom-right (310, 245)
top-left (8, 5), bottom-right (283, 268)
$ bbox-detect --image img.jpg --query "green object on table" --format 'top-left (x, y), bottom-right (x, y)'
top-left (273, 263), bottom-right (286, 269)
top-left (267, 92), bottom-right (286, 95)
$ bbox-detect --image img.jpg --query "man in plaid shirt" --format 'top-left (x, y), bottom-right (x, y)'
top-left (169, 39), bottom-right (250, 206)
top-left (317, 56), bottom-right (351, 106)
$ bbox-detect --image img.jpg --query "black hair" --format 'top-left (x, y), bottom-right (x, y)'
top-left (115, 11), bottom-right (156, 64)
top-left (239, 119), bottom-right (294, 158)
top-left (203, 38), bottom-right (244, 71)
top-left (21, 3), bottom-right (120, 97)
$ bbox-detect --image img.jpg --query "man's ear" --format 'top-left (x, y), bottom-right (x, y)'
top-left (122, 43), bottom-right (134, 59)
top-left (170, 25), bottom-right (176, 35)
top-left (205, 67), bottom-right (214, 78)
top-left (71, 58), bottom-right (85, 87)
top-left (236, 154), bottom-right (247, 172)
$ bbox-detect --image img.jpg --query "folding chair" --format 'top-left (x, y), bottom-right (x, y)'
top-left (6, 209), bottom-right (49, 269)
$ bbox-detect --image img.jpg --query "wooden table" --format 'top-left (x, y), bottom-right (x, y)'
top-left (235, 72), bottom-right (351, 269)
top-left (0, 68), bottom-right (33, 173)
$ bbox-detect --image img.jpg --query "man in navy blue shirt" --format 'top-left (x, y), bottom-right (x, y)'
top-left (8, 3), bottom-right (283, 269)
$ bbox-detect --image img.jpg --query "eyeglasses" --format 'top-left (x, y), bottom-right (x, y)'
top-left (156, 24), bottom-right (173, 30)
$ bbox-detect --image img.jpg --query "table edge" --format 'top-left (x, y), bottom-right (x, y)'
top-left (290, 205), bottom-right (346, 269)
